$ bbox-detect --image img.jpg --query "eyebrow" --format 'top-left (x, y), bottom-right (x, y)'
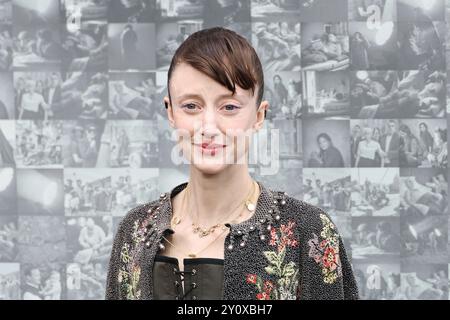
top-left (174, 92), bottom-right (249, 103)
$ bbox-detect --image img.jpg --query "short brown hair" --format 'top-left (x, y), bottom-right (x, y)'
top-left (166, 27), bottom-right (264, 113)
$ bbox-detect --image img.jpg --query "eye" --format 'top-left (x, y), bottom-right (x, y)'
top-left (180, 103), bottom-right (200, 113)
top-left (221, 104), bottom-right (241, 112)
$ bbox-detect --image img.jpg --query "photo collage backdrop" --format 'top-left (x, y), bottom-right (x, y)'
top-left (0, 0), bottom-right (449, 300)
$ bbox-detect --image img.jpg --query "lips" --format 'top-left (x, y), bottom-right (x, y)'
top-left (200, 142), bottom-right (226, 149)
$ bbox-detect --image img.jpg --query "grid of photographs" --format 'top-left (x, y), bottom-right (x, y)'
top-left (0, 0), bottom-right (449, 300)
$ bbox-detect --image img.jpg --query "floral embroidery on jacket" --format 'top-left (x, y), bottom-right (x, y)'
top-left (118, 217), bottom-right (150, 299)
top-left (246, 221), bottom-right (299, 300)
top-left (307, 213), bottom-right (342, 284)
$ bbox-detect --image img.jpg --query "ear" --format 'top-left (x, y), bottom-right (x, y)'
top-left (254, 100), bottom-right (269, 131)
top-left (164, 96), bottom-right (175, 128)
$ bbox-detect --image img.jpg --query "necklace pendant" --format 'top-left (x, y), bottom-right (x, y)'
top-left (171, 216), bottom-right (181, 225)
top-left (246, 201), bottom-right (256, 212)
top-left (188, 253), bottom-right (196, 258)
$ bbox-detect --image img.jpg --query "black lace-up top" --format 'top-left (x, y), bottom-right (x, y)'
top-left (153, 255), bottom-right (224, 300)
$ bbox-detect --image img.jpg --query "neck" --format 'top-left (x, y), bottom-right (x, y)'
top-left (186, 165), bottom-right (256, 226)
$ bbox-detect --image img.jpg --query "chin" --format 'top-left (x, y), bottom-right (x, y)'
top-left (191, 162), bottom-right (231, 175)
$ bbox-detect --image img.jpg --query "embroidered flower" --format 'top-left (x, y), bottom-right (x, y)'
top-left (118, 215), bottom-right (154, 299)
top-left (256, 292), bottom-right (270, 300)
top-left (322, 247), bottom-right (338, 271)
top-left (308, 213), bottom-right (342, 284)
top-left (263, 280), bottom-right (274, 293)
top-left (246, 219), bottom-right (300, 300)
top-left (246, 274), bottom-right (257, 284)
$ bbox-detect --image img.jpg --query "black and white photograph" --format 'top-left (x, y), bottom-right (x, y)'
top-left (398, 119), bottom-right (447, 168)
top-left (0, 0), bottom-right (12, 24)
top-left (108, 0), bottom-right (158, 23)
top-left (0, 24), bottom-right (13, 71)
top-left (59, 72), bottom-right (109, 120)
top-left (66, 216), bottom-right (113, 266)
top-left (12, 0), bottom-right (61, 26)
top-left (66, 261), bottom-right (108, 299)
top-left (350, 70), bottom-right (398, 118)
top-left (201, 0), bottom-right (251, 29)
top-left (352, 216), bottom-right (401, 259)
top-left (350, 167), bottom-right (400, 216)
top-left (62, 0), bottom-right (109, 23)
top-left (252, 22), bottom-right (301, 73)
top-left (301, 22), bottom-right (350, 71)
top-left (351, 70), bottom-right (446, 118)
top-left (252, 167), bottom-right (302, 200)
top-left (267, 119), bottom-right (303, 169)
top-left (0, 216), bottom-right (17, 261)
top-left (0, 167), bottom-right (16, 215)
top-left (301, 70), bottom-right (350, 118)
top-left (20, 263), bottom-right (65, 300)
top-left (250, 0), bottom-right (300, 21)
top-left (16, 169), bottom-right (64, 216)
top-left (352, 260), bottom-right (401, 300)
top-left (64, 169), bottom-right (112, 216)
top-left (399, 263), bottom-right (448, 300)
top-left (107, 120), bottom-right (159, 168)
top-left (15, 120), bottom-right (62, 168)
top-left (0, 120), bottom-right (15, 167)
top-left (12, 25), bottom-right (62, 71)
top-left (14, 72), bottom-right (64, 120)
top-left (61, 120), bottom-right (106, 168)
top-left (299, 0), bottom-right (348, 22)
top-left (263, 71), bottom-right (301, 119)
top-left (349, 21), bottom-right (398, 70)
top-left (108, 72), bottom-right (166, 120)
top-left (108, 23), bottom-right (155, 70)
top-left (0, 263), bottom-right (20, 300)
top-left (351, 119), bottom-right (400, 167)
top-left (17, 216), bottom-right (66, 264)
top-left (397, 21), bottom-right (445, 70)
top-left (302, 119), bottom-right (351, 167)
top-left (60, 21), bottom-right (108, 73)
top-left (348, 0), bottom-right (397, 22)
top-left (303, 168), bottom-right (352, 217)
top-left (399, 168), bottom-right (448, 218)
top-left (401, 215), bottom-right (448, 264)
top-left (109, 168), bottom-right (159, 215)
top-left (0, 72), bottom-right (13, 118)
top-left (156, 0), bottom-right (204, 21)
top-left (397, 0), bottom-right (445, 22)
top-left (155, 21), bottom-right (201, 70)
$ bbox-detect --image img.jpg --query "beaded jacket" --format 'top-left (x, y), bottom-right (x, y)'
top-left (105, 181), bottom-right (359, 300)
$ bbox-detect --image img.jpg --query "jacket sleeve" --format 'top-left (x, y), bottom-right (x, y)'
top-left (105, 220), bottom-right (125, 300)
top-left (298, 206), bottom-right (359, 300)
top-left (338, 235), bottom-right (359, 300)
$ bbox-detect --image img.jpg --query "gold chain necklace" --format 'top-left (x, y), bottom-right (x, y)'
top-left (162, 181), bottom-right (259, 258)
top-left (161, 228), bottom-right (228, 258)
top-left (170, 183), bottom-right (190, 227)
top-left (190, 181), bottom-right (257, 238)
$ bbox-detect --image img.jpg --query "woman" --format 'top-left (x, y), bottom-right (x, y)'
top-left (427, 128), bottom-right (447, 168)
top-left (355, 127), bottom-right (385, 167)
top-left (308, 133), bottom-right (345, 168)
top-left (273, 74), bottom-right (288, 113)
top-left (399, 124), bottom-right (424, 167)
top-left (18, 80), bottom-right (50, 120)
top-left (350, 32), bottom-right (370, 69)
top-left (106, 27), bottom-right (358, 300)
top-left (419, 122), bottom-right (434, 154)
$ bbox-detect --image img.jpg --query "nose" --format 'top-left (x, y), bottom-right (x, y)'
top-left (197, 107), bottom-right (221, 139)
